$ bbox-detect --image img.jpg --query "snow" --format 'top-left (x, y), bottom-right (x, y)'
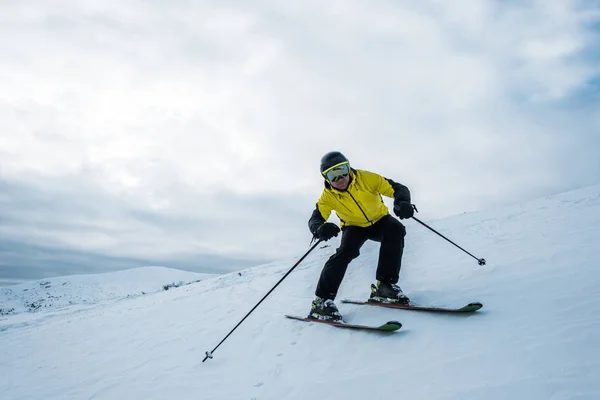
top-left (2, 185), bottom-right (600, 400)
top-left (0, 267), bottom-right (215, 316)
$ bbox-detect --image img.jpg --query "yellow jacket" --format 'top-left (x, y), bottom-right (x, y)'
top-left (309, 169), bottom-right (411, 232)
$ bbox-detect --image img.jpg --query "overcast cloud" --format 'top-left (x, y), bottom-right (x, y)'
top-left (1, 0), bottom-right (599, 282)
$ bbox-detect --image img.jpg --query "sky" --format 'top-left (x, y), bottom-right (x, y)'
top-left (1, 0), bottom-right (599, 282)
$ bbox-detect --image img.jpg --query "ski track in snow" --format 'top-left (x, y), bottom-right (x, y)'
top-left (1, 185), bottom-right (600, 399)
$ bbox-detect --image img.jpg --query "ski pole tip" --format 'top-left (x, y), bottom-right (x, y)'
top-left (478, 258), bottom-right (486, 266)
top-left (203, 351), bottom-right (213, 362)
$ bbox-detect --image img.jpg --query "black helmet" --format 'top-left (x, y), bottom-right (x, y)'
top-left (320, 151), bottom-right (349, 174)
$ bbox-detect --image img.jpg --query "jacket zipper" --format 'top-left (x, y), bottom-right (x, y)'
top-left (348, 191), bottom-right (373, 225)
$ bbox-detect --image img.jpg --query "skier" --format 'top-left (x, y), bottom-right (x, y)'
top-left (307, 151), bottom-right (415, 321)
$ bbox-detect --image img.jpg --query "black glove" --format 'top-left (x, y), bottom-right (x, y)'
top-left (316, 223), bottom-right (340, 241)
top-left (393, 201), bottom-right (414, 219)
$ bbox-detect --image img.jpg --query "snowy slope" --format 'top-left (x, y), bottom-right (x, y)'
top-left (2, 185), bottom-right (600, 400)
top-left (0, 267), bottom-right (215, 316)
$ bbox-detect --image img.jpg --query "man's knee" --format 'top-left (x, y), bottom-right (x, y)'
top-left (334, 227), bottom-right (365, 261)
top-left (336, 244), bottom-right (361, 261)
top-left (387, 217), bottom-right (406, 238)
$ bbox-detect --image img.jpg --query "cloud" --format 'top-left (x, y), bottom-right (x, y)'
top-left (0, 0), bottom-right (599, 280)
top-left (0, 180), bottom-right (271, 282)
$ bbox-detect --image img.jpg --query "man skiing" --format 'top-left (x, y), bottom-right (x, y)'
top-left (307, 151), bottom-right (415, 321)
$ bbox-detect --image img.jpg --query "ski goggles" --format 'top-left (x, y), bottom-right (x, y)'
top-left (323, 162), bottom-right (350, 182)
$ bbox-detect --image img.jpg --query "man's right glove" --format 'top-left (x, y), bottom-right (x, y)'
top-left (316, 222), bottom-right (341, 241)
top-left (393, 201), bottom-right (415, 220)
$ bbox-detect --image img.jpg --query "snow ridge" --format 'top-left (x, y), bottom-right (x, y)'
top-left (0, 266), bottom-right (215, 316)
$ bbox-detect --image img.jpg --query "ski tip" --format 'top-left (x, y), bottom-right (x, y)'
top-left (379, 320), bottom-right (402, 331)
top-left (460, 302), bottom-right (483, 312)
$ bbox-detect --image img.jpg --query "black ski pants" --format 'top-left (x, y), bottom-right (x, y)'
top-left (315, 214), bottom-right (406, 300)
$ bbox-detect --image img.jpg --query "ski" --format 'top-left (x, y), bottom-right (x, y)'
top-left (341, 299), bottom-right (483, 313)
top-left (285, 315), bottom-right (402, 332)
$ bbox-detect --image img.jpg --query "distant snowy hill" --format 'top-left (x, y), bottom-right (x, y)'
top-left (0, 267), bottom-right (215, 316)
top-left (1, 184), bottom-right (600, 400)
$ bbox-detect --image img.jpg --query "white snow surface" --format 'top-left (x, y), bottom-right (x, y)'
top-left (2, 185), bottom-right (600, 400)
top-left (0, 267), bottom-right (215, 316)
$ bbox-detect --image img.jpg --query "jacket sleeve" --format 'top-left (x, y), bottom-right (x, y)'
top-left (308, 197), bottom-right (333, 234)
top-left (362, 169), bottom-right (411, 203)
top-left (384, 177), bottom-right (411, 204)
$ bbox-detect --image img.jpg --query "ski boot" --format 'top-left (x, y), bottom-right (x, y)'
top-left (307, 296), bottom-right (343, 322)
top-left (369, 281), bottom-right (410, 304)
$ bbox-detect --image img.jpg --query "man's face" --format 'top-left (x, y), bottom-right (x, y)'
top-left (330, 173), bottom-right (350, 190)
top-left (324, 162), bottom-right (351, 190)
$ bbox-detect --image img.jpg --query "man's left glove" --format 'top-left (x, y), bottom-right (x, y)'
top-left (393, 201), bottom-right (414, 220)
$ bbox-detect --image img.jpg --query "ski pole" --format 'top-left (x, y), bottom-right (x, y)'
top-left (410, 209), bottom-right (486, 265)
top-left (203, 239), bottom-right (323, 362)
